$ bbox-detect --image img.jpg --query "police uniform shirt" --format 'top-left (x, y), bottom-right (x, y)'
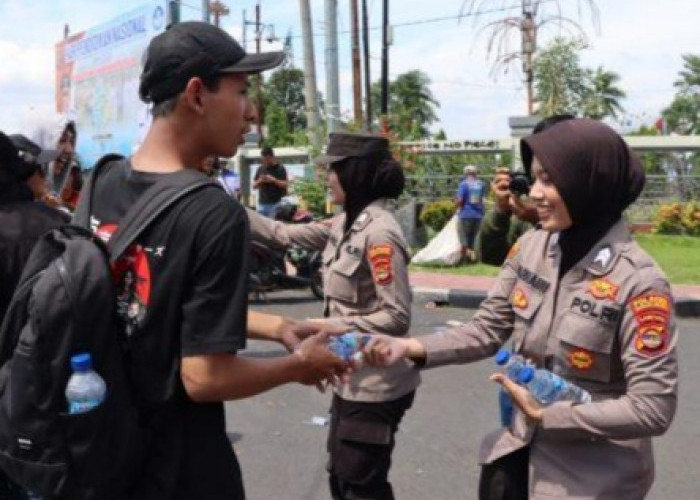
top-left (418, 220), bottom-right (678, 500)
top-left (247, 200), bottom-right (420, 402)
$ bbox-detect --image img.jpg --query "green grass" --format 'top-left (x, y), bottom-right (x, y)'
top-left (634, 234), bottom-right (700, 285)
top-left (411, 234), bottom-right (700, 285)
top-left (409, 262), bottom-right (501, 277)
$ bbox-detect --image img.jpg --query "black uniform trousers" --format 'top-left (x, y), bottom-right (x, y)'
top-left (478, 445), bottom-right (530, 500)
top-left (327, 391), bottom-right (415, 500)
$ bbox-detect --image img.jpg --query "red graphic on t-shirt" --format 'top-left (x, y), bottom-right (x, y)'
top-left (96, 223), bottom-right (151, 335)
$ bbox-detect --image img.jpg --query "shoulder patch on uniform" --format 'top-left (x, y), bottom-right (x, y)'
top-left (628, 292), bottom-right (672, 357)
top-left (587, 245), bottom-right (618, 275)
top-left (368, 244), bottom-right (393, 285)
top-left (506, 240), bottom-right (521, 260)
top-left (352, 211), bottom-right (371, 231)
top-left (587, 278), bottom-right (619, 301)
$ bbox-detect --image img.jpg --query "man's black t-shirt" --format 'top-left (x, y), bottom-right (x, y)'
top-left (89, 161), bottom-right (248, 500)
top-left (254, 163), bottom-right (287, 204)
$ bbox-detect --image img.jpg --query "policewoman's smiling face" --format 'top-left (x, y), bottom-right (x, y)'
top-left (529, 157), bottom-right (572, 232)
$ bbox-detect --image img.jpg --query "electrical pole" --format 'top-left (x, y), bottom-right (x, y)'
top-left (255, 1), bottom-right (265, 144)
top-left (361, 0), bottom-right (371, 131)
top-left (209, 1), bottom-right (229, 27)
top-left (299, 0), bottom-right (321, 147)
top-left (380, 0), bottom-right (389, 116)
top-left (168, 1), bottom-right (180, 26)
top-left (350, 0), bottom-right (363, 126)
top-left (324, 0), bottom-right (340, 134)
top-left (201, 0), bottom-right (210, 23)
top-left (521, 0), bottom-right (536, 115)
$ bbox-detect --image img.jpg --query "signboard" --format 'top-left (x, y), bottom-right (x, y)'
top-left (55, 1), bottom-right (166, 166)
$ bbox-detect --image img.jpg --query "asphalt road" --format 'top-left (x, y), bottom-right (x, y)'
top-left (225, 291), bottom-right (700, 500)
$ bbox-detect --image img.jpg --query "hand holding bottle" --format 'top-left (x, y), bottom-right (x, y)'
top-left (490, 372), bottom-right (545, 422)
top-left (362, 334), bottom-right (412, 367)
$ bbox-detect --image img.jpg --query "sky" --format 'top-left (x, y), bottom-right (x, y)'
top-left (0, 0), bottom-right (698, 141)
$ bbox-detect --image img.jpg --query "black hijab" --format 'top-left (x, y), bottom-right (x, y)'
top-left (331, 153), bottom-right (405, 232)
top-left (521, 118), bottom-right (645, 275)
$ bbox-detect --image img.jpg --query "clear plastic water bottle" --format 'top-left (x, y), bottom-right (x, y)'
top-left (494, 348), bottom-right (528, 381)
top-left (518, 365), bottom-right (591, 405)
top-left (328, 332), bottom-right (370, 361)
top-left (494, 349), bottom-right (528, 426)
top-left (498, 387), bottom-right (514, 427)
top-left (65, 353), bottom-right (106, 414)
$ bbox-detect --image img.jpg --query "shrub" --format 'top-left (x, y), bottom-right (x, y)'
top-left (682, 201), bottom-right (700, 236)
top-left (419, 199), bottom-right (456, 232)
top-left (652, 202), bottom-right (683, 234)
top-left (291, 177), bottom-right (326, 217)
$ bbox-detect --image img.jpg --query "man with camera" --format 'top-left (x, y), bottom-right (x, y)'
top-left (475, 167), bottom-right (538, 265)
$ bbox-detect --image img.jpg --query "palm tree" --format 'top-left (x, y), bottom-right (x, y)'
top-left (581, 67), bottom-right (625, 120)
top-left (371, 70), bottom-right (440, 139)
top-left (459, 0), bottom-right (600, 114)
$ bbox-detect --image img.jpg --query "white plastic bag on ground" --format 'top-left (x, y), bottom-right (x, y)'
top-left (411, 214), bottom-right (462, 266)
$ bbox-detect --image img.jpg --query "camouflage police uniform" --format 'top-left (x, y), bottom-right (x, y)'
top-left (248, 201), bottom-right (420, 499)
top-left (419, 220), bottom-right (678, 500)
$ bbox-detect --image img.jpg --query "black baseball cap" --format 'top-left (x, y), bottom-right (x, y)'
top-left (0, 132), bottom-right (59, 183)
top-left (139, 21), bottom-right (285, 104)
top-left (9, 134), bottom-right (60, 166)
top-left (314, 132), bottom-right (391, 165)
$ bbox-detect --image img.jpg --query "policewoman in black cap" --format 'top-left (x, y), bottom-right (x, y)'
top-left (247, 132), bottom-right (420, 500)
top-left (362, 118), bottom-right (678, 500)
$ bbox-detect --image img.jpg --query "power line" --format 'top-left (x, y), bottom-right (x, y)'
top-left (282, 0), bottom-right (557, 40)
top-left (175, 0), bottom-right (205, 13)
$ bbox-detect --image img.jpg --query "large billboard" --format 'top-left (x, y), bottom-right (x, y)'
top-left (55, 1), bottom-right (166, 166)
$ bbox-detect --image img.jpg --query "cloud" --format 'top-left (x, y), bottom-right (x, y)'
top-left (2, 0), bottom-right (699, 141)
top-left (0, 41), bottom-right (56, 132)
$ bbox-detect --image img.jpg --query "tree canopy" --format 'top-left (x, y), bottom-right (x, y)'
top-left (370, 70), bottom-right (440, 140)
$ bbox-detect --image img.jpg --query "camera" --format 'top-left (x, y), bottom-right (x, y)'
top-left (508, 173), bottom-right (531, 197)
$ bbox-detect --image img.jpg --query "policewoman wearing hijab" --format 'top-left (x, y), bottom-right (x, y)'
top-left (247, 132), bottom-right (420, 500)
top-left (362, 119), bottom-right (678, 500)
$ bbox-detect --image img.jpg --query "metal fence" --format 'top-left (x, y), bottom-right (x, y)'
top-left (403, 174), bottom-right (700, 223)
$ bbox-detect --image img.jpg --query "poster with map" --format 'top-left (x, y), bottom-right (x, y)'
top-left (55, 1), bottom-right (166, 167)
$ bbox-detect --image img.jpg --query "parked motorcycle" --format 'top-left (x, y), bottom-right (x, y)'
top-left (249, 197), bottom-right (324, 299)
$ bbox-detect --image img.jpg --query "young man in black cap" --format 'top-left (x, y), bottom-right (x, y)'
top-left (0, 132), bottom-right (66, 326)
top-left (253, 146), bottom-right (288, 217)
top-left (77, 21), bottom-right (346, 500)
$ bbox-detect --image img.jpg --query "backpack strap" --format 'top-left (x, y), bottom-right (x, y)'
top-left (106, 169), bottom-right (219, 262)
top-left (72, 154), bottom-right (126, 229)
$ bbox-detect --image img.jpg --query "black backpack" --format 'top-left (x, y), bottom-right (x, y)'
top-left (0, 155), bottom-right (217, 500)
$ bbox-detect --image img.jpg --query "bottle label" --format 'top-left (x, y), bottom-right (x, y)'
top-left (69, 399), bottom-right (101, 414)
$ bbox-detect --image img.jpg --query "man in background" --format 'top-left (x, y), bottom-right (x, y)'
top-left (253, 146), bottom-right (287, 217)
top-left (456, 164), bottom-right (486, 263)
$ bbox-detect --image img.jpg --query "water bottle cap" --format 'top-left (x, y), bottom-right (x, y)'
top-left (519, 365), bottom-right (535, 383)
top-left (494, 348), bottom-right (510, 365)
top-left (70, 353), bottom-right (92, 372)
